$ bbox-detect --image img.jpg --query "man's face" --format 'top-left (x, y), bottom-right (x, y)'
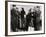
top-left (13, 7), bottom-right (16, 9)
top-left (36, 7), bottom-right (40, 11)
top-left (34, 6), bottom-right (40, 12)
top-left (16, 8), bottom-right (18, 11)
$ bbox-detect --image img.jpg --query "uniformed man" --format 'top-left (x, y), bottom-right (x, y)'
top-left (11, 5), bottom-right (20, 32)
top-left (33, 6), bottom-right (41, 31)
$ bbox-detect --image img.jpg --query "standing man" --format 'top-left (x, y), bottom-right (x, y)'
top-left (15, 7), bottom-right (21, 30)
top-left (26, 9), bottom-right (32, 31)
top-left (11, 5), bottom-right (19, 32)
top-left (33, 6), bottom-right (41, 31)
top-left (21, 8), bottom-right (25, 30)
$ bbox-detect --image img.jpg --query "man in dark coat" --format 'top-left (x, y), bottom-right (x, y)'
top-left (11, 5), bottom-right (19, 32)
top-left (26, 9), bottom-right (32, 31)
top-left (20, 8), bottom-right (25, 30)
top-left (21, 8), bottom-right (25, 19)
top-left (33, 6), bottom-right (41, 31)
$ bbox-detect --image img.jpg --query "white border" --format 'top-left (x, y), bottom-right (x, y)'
top-left (8, 2), bottom-right (44, 35)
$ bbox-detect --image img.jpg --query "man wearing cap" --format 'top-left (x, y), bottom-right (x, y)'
top-left (11, 5), bottom-right (19, 32)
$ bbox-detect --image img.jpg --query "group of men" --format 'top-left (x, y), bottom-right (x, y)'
top-left (11, 5), bottom-right (42, 32)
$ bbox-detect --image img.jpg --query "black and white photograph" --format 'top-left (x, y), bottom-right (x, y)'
top-left (6, 1), bottom-right (45, 35)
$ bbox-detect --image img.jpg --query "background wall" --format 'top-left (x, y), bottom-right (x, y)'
top-left (0, 0), bottom-right (46, 37)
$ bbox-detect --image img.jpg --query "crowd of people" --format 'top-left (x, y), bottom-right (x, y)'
top-left (11, 5), bottom-right (42, 32)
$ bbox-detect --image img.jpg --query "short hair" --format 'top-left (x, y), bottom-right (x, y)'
top-left (36, 6), bottom-right (40, 8)
top-left (22, 8), bottom-right (24, 9)
top-left (12, 5), bottom-right (16, 7)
